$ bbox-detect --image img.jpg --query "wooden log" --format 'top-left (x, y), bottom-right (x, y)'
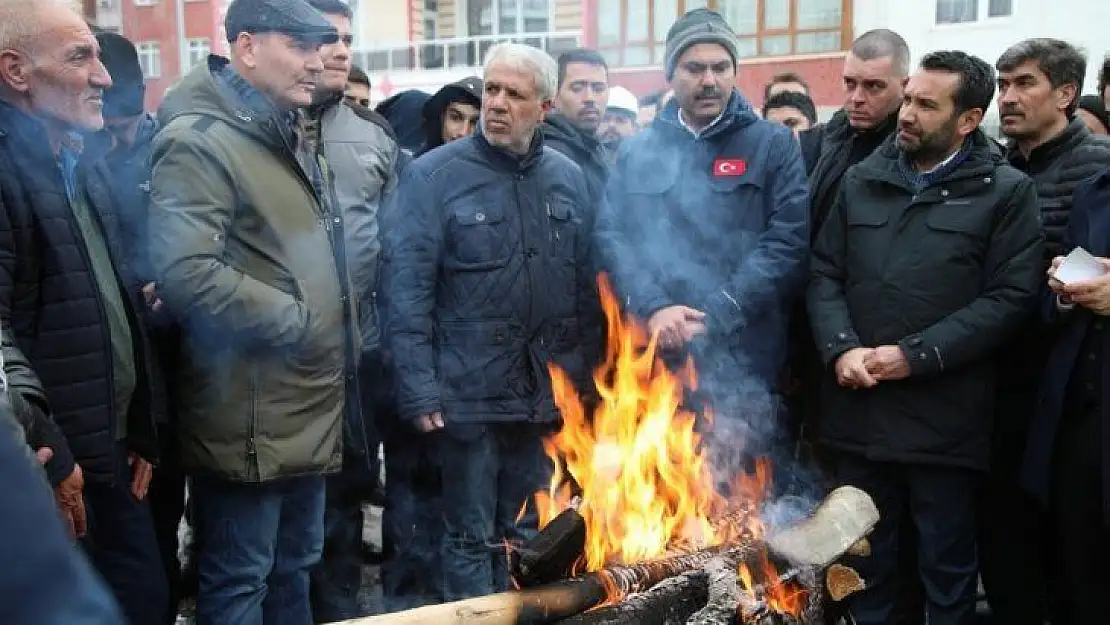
top-left (511, 507), bottom-right (587, 587)
top-left (555, 569), bottom-right (710, 625)
top-left (766, 486), bottom-right (879, 569)
top-left (685, 558), bottom-right (742, 625)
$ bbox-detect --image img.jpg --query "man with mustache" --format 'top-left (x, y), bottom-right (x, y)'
top-left (147, 0), bottom-right (359, 622)
top-left (381, 43), bottom-right (600, 600)
top-left (599, 8), bottom-right (808, 471)
top-left (992, 39), bottom-right (1110, 625)
top-left (543, 48), bottom-right (610, 199)
top-left (298, 0), bottom-right (403, 621)
top-left (0, 1), bottom-right (167, 622)
top-left (808, 50), bottom-right (1042, 625)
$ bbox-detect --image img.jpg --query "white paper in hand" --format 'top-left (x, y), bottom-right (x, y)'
top-left (1055, 247), bottom-right (1109, 285)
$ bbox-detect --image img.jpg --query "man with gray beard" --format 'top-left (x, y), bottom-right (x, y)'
top-left (990, 38), bottom-right (1110, 625)
top-left (381, 43), bottom-right (600, 600)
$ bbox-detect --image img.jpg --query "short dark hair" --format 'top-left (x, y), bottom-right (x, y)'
top-left (305, 0), bottom-right (353, 19)
top-left (1099, 54), bottom-right (1110, 101)
top-left (919, 50), bottom-right (997, 115)
top-left (348, 65), bottom-right (369, 87)
top-left (556, 48), bottom-right (608, 88)
top-left (762, 91), bottom-right (818, 125)
top-left (996, 38), bottom-right (1086, 116)
top-left (763, 72), bottom-right (810, 101)
top-left (851, 29), bottom-right (911, 77)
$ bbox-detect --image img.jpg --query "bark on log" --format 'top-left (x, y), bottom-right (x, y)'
top-left (685, 558), bottom-right (742, 625)
top-left (554, 569), bottom-right (710, 625)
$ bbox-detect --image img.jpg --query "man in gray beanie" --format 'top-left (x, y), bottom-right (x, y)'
top-left (600, 7), bottom-right (808, 476)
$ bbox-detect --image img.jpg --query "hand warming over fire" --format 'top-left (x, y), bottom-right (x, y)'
top-left (834, 347), bottom-right (876, 389)
top-left (864, 346), bottom-right (911, 381)
top-left (648, 305), bottom-right (707, 348)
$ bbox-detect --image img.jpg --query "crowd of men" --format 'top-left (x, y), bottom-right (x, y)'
top-left (4, 0), bottom-right (1110, 624)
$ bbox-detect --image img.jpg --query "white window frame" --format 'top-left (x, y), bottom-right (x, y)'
top-left (136, 41), bottom-right (161, 79)
top-left (935, 0), bottom-right (1013, 25)
top-left (458, 0), bottom-right (554, 37)
top-left (133, 0), bottom-right (157, 6)
top-left (185, 38), bottom-right (210, 72)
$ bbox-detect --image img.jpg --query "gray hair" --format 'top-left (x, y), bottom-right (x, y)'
top-left (851, 29), bottom-right (911, 78)
top-left (0, 0), bottom-right (65, 56)
top-left (483, 43), bottom-right (557, 102)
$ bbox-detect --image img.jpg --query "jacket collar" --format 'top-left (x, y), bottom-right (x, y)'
top-left (475, 125), bottom-right (544, 172)
top-left (655, 89), bottom-right (758, 141)
top-left (857, 128), bottom-right (999, 190)
top-left (1006, 116), bottom-right (1091, 171)
top-left (543, 112), bottom-right (602, 155)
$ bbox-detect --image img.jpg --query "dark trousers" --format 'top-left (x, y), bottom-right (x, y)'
top-left (309, 479), bottom-right (365, 623)
top-left (439, 424), bottom-right (550, 601)
top-left (837, 453), bottom-right (980, 625)
top-left (381, 431), bottom-right (443, 611)
top-left (148, 428), bottom-right (188, 624)
top-left (309, 353), bottom-right (384, 623)
top-left (1049, 410), bottom-right (1109, 625)
top-left (81, 442), bottom-right (169, 625)
top-left (192, 474), bottom-right (326, 625)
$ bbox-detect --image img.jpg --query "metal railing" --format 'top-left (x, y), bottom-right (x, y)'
top-left (352, 30), bottom-right (581, 74)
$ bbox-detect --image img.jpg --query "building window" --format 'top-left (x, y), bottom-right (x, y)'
top-left (186, 38), bottom-right (210, 72)
top-left (133, 0), bottom-right (156, 6)
top-left (936, 0), bottom-right (1011, 23)
top-left (596, 0), bottom-right (848, 67)
top-left (136, 42), bottom-right (160, 79)
top-left (464, 0), bottom-right (550, 37)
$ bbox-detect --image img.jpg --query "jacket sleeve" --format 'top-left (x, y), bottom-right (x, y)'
top-left (381, 165), bottom-right (443, 421)
top-left (807, 181), bottom-right (864, 365)
top-left (575, 178), bottom-right (604, 398)
top-left (0, 195), bottom-right (76, 484)
top-left (897, 177), bottom-right (1045, 376)
top-left (147, 128), bottom-right (309, 348)
top-left (702, 129), bottom-right (810, 336)
top-left (596, 149), bottom-right (675, 320)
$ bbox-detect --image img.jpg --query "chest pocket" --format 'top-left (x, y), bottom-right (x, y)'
top-left (546, 200), bottom-right (578, 260)
top-left (446, 205), bottom-right (510, 271)
top-left (710, 173), bottom-right (767, 230)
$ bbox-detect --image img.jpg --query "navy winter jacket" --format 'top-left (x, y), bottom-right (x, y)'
top-left (381, 129), bottom-right (602, 426)
top-left (600, 91), bottom-right (809, 395)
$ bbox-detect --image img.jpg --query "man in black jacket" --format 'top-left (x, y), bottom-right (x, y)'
top-left (382, 43), bottom-right (600, 601)
top-left (808, 51), bottom-right (1043, 625)
top-left (543, 48), bottom-right (610, 199)
top-left (0, 1), bottom-right (166, 623)
top-left (984, 39), bottom-right (1110, 625)
top-left (417, 75), bottom-right (481, 157)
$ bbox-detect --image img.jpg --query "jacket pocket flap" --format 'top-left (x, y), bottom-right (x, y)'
top-left (625, 167), bottom-right (679, 194)
top-left (454, 206), bottom-right (505, 225)
top-left (710, 175), bottom-right (762, 193)
top-left (926, 207), bottom-right (981, 234)
top-left (846, 208), bottom-right (890, 227)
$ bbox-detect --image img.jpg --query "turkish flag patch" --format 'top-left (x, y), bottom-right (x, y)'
top-left (713, 158), bottom-right (747, 177)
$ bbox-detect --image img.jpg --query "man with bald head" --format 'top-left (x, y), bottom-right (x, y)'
top-left (0, 0), bottom-right (167, 623)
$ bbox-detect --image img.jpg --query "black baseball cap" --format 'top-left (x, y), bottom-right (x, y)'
top-left (224, 0), bottom-right (339, 44)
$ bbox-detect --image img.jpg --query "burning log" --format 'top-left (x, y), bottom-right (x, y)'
top-left (765, 486), bottom-right (879, 569)
top-left (511, 505), bottom-right (587, 587)
top-left (685, 558), bottom-right (742, 625)
top-left (825, 563), bottom-right (866, 602)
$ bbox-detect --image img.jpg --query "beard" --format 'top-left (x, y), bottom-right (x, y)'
top-left (898, 113), bottom-right (961, 164)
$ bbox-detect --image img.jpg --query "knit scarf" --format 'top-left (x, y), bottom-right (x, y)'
top-left (897, 138), bottom-right (973, 194)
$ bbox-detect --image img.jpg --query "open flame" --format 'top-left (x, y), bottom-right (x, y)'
top-left (738, 551), bottom-right (809, 619)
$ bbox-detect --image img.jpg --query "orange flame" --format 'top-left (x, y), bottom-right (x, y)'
top-left (738, 549), bottom-right (808, 618)
top-left (539, 274), bottom-right (770, 571)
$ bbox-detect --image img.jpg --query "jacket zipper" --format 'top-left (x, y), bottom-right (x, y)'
top-left (245, 361), bottom-right (259, 481)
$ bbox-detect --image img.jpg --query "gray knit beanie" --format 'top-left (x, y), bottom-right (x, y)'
top-left (664, 8), bottom-right (740, 79)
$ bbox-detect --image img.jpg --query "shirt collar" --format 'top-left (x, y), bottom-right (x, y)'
top-left (679, 107), bottom-right (727, 138)
top-left (920, 146), bottom-right (962, 174)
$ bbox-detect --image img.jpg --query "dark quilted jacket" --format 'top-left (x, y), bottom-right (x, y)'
top-left (0, 102), bottom-right (161, 482)
top-left (381, 130), bottom-right (602, 425)
top-left (1007, 117), bottom-right (1110, 263)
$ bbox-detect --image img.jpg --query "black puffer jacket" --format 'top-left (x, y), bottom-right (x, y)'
top-left (543, 113), bottom-right (609, 201)
top-left (0, 102), bottom-right (161, 482)
top-left (1006, 117), bottom-right (1110, 263)
top-left (381, 129), bottom-right (601, 425)
top-left (808, 131), bottom-right (1043, 470)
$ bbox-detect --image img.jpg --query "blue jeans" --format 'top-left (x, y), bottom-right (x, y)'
top-left (439, 424), bottom-right (551, 600)
top-left (381, 432), bottom-right (443, 611)
top-left (309, 478), bottom-right (365, 623)
top-left (192, 475), bottom-right (326, 625)
top-left (81, 443), bottom-right (169, 625)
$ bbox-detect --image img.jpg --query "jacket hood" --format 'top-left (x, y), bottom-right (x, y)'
top-left (420, 77), bottom-right (483, 154)
top-left (375, 90), bottom-right (430, 154)
top-left (654, 89), bottom-right (759, 139)
top-left (542, 112), bottom-right (602, 158)
top-left (157, 56), bottom-right (282, 149)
